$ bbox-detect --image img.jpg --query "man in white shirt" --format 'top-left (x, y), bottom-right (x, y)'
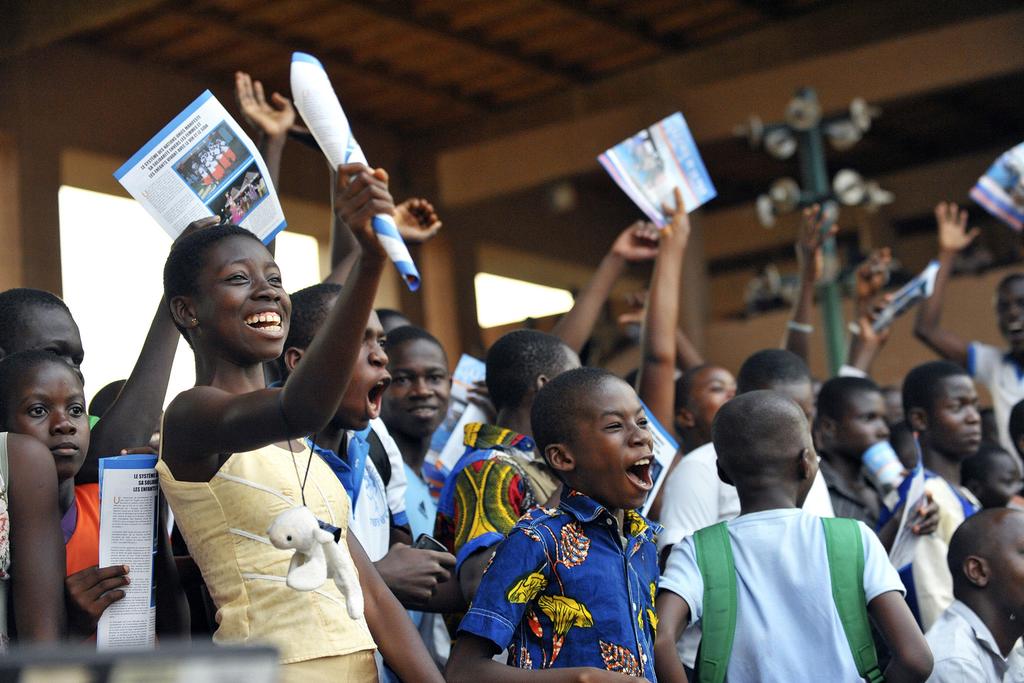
top-left (927, 508), bottom-right (1024, 682)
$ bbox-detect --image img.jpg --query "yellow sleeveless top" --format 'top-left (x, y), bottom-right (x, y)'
top-left (157, 444), bottom-right (376, 663)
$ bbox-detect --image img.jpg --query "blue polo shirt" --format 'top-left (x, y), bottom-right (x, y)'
top-left (458, 490), bottom-right (661, 680)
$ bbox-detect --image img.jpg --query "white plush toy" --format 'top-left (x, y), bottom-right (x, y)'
top-left (267, 506), bottom-right (364, 620)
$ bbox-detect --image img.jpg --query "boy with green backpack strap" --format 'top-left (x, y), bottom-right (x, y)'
top-left (653, 391), bottom-right (933, 683)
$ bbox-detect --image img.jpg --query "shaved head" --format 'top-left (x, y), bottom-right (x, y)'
top-left (948, 508), bottom-right (1024, 595)
top-left (712, 390), bottom-right (813, 486)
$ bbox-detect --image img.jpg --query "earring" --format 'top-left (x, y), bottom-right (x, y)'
top-left (191, 318), bottom-right (199, 327)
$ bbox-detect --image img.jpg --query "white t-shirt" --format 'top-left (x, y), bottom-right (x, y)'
top-left (968, 342), bottom-right (1024, 459)
top-left (660, 509), bottom-right (904, 683)
top-left (346, 418), bottom-right (409, 562)
top-left (657, 442), bottom-right (834, 667)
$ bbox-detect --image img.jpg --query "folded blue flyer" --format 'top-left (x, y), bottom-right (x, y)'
top-left (599, 112), bottom-right (716, 227)
top-left (422, 354), bottom-right (487, 498)
top-left (639, 400), bottom-right (680, 516)
top-left (970, 141), bottom-right (1024, 231)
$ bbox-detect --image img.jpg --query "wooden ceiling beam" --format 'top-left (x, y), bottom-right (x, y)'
top-left (544, 0), bottom-right (680, 51)
top-left (171, 3), bottom-right (492, 116)
top-left (339, 0), bottom-right (585, 84)
top-left (1, 0), bottom-right (170, 59)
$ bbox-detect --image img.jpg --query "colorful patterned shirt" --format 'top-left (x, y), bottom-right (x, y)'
top-left (434, 423), bottom-right (559, 571)
top-left (458, 490), bottom-right (662, 680)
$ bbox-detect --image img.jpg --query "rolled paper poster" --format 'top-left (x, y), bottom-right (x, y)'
top-left (290, 52), bottom-right (420, 290)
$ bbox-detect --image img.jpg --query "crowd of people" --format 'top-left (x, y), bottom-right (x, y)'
top-left (0, 70), bottom-right (1021, 683)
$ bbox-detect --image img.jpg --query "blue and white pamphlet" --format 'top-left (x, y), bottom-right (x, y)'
top-left (599, 112), bottom-right (716, 227)
top-left (114, 91), bottom-right (287, 244)
top-left (97, 454), bottom-right (159, 650)
top-left (640, 401), bottom-right (680, 517)
top-left (422, 354), bottom-right (487, 498)
top-left (970, 141), bottom-right (1024, 231)
top-left (290, 51), bottom-right (421, 290)
top-left (871, 260), bottom-right (940, 333)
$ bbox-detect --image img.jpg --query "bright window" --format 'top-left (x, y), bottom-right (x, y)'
top-left (474, 272), bottom-right (574, 329)
top-left (58, 185), bottom-right (320, 406)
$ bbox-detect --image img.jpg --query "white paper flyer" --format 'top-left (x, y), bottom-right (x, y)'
top-left (114, 90), bottom-right (286, 244)
top-left (422, 354), bottom-right (487, 497)
top-left (888, 459), bottom-right (926, 570)
top-left (97, 454), bottom-right (159, 650)
top-left (290, 51), bottom-right (421, 290)
top-left (640, 401), bottom-right (680, 517)
top-left (599, 112), bottom-right (717, 227)
top-left (871, 260), bottom-right (940, 333)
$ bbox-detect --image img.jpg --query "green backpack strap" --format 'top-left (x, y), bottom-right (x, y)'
top-left (694, 522), bottom-right (737, 683)
top-left (822, 517), bottom-right (885, 683)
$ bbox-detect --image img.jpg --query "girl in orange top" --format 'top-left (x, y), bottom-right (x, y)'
top-left (0, 351), bottom-right (184, 638)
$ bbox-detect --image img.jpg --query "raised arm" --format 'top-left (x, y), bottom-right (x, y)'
top-left (325, 193), bottom-right (442, 286)
top-left (7, 433), bottom-right (65, 642)
top-left (551, 221), bottom-right (659, 354)
top-left (163, 163), bottom-right (390, 468)
top-left (784, 204), bottom-right (837, 364)
top-left (675, 327), bottom-right (704, 371)
top-left (845, 249), bottom-right (893, 376)
top-left (79, 294), bottom-right (178, 483)
top-left (235, 71), bottom-right (293, 196)
top-left (913, 202), bottom-right (980, 366)
top-left (638, 189), bottom-right (690, 429)
top-left (235, 71), bottom-right (296, 257)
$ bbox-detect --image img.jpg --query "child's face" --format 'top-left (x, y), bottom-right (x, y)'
top-left (15, 306), bottom-right (85, 370)
top-left (192, 236), bottom-right (290, 363)
top-left (970, 454), bottom-right (1023, 509)
top-left (683, 366), bottom-right (736, 439)
top-left (6, 362), bottom-right (90, 483)
top-left (997, 279), bottom-right (1024, 354)
top-left (924, 375), bottom-right (982, 461)
top-left (561, 377), bottom-right (654, 512)
top-left (382, 339), bottom-right (450, 440)
top-left (831, 390), bottom-right (890, 460)
top-left (334, 311), bottom-right (391, 431)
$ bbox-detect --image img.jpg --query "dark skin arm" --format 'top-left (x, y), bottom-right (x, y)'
top-left (77, 297), bottom-right (178, 485)
top-left (325, 181), bottom-right (442, 286)
top-left (675, 328), bottom-right (704, 371)
top-left (154, 500), bottom-right (189, 638)
top-left (161, 163), bottom-right (390, 482)
top-left (551, 221), bottom-right (659, 354)
top-left (373, 543), bottom-right (465, 612)
top-left (868, 591), bottom-right (933, 682)
top-left (784, 204), bottom-right (838, 364)
top-left (7, 434), bottom-right (65, 641)
top-left (653, 590), bottom-right (691, 683)
top-left (913, 202), bottom-right (980, 366)
top-left (458, 544), bottom-right (492, 605)
top-left (447, 632), bottom-right (642, 682)
top-left (348, 533), bottom-right (444, 682)
top-left (638, 188), bottom-right (690, 430)
top-left (235, 71), bottom-right (295, 257)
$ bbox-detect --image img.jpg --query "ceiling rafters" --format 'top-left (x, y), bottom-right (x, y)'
top-left (174, 2), bottom-right (494, 114)
top-left (543, 0), bottom-right (681, 51)
top-left (340, 0), bottom-right (585, 84)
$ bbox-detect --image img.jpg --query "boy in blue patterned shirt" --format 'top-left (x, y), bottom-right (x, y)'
top-left (446, 367), bottom-right (660, 683)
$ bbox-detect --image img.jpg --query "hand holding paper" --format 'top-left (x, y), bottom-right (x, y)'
top-left (291, 51), bottom-right (421, 290)
top-left (334, 162), bottom-right (393, 260)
